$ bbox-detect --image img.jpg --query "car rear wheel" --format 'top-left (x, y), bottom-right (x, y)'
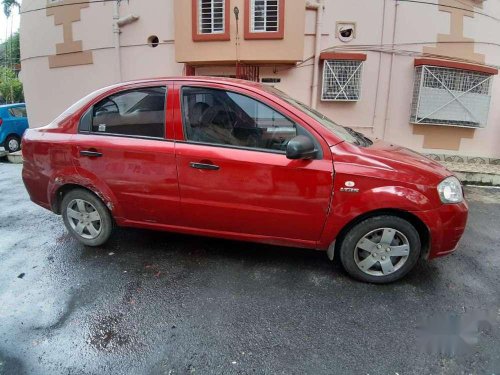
top-left (5, 135), bottom-right (21, 153)
top-left (61, 189), bottom-right (113, 246)
top-left (339, 215), bottom-right (421, 284)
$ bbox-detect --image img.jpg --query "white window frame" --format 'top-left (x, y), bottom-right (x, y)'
top-left (410, 65), bottom-right (493, 128)
top-left (251, 0), bottom-right (280, 33)
top-left (198, 0), bottom-right (225, 35)
top-left (321, 60), bottom-right (363, 102)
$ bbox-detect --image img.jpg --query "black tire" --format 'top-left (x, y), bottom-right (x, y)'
top-left (4, 135), bottom-right (21, 153)
top-left (339, 215), bottom-right (421, 284)
top-left (61, 189), bottom-right (113, 246)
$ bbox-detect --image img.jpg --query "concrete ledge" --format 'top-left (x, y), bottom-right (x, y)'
top-left (7, 151), bottom-right (23, 164)
top-left (441, 161), bottom-right (500, 186)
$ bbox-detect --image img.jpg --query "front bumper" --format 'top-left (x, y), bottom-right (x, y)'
top-left (413, 200), bottom-right (469, 259)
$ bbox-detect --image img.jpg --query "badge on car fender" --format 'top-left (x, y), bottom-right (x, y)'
top-left (340, 181), bottom-right (359, 193)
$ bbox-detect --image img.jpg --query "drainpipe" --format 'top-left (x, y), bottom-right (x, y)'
top-left (368, 0), bottom-right (387, 134)
top-left (381, 0), bottom-right (399, 140)
top-left (113, 0), bottom-right (140, 83)
top-left (113, 0), bottom-right (122, 83)
top-left (307, 0), bottom-right (323, 109)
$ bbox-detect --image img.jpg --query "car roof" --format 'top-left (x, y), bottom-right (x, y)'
top-left (119, 76), bottom-right (266, 91)
top-left (0, 103), bottom-right (26, 109)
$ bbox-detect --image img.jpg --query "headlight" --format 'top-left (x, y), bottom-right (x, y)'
top-left (437, 176), bottom-right (463, 203)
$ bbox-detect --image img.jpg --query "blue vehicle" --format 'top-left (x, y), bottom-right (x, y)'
top-left (0, 103), bottom-right (29, 153)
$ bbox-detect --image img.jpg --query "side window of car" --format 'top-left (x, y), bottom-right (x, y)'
top-left (91, 86), bottom-right (167, 138)
top-left (9, 107), bottom-right (27, 118)
top-left (181, 86), bottom-right (300, 152)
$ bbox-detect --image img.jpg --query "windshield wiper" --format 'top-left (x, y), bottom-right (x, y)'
top-left (345, 127), bottom-right (371, 147)
top-left (358, 132), bottom-right (373, 146)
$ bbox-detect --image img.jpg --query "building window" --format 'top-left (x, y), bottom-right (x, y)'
top-left (251, 0), bottom-right (279, 32)
top-left (192, 0), bottom-right (229, 41)
top-left (244, 0), bottom-right (284, 39)
top-left (410, 65), bottom-right (494, 127)
top-left (199, 0), bottom-right (225, 34)
top-left (321, 60), bottom-right (363, 101)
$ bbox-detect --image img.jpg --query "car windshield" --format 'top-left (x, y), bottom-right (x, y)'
top-left (264, 86), bottom-right (372, 147)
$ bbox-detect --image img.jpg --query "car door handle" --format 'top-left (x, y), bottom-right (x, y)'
top-left (80, 150), bottom-right (103, 158)
top-left (189, 162), bottom-right (220, 171)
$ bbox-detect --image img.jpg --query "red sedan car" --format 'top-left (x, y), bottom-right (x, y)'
top-left (22, 77), bottom-right (468, 283)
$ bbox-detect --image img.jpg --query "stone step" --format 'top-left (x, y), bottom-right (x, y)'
top-left (441, 161), bottom-right (500, 186)
top-left (7, 151), bottom-right (23, 164)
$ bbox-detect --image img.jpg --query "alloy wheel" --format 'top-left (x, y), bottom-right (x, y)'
top-left (66, 199), bottom-right (102, 240)
top-left (354, 227), bottom-right (410, 277)
top-left (8, 138), bottom-right (19, 152)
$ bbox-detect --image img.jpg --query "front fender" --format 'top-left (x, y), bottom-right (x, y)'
top-left (319, 185), bottom-right (435, 249)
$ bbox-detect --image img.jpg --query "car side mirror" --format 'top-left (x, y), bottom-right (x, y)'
top-left (286, 135), bottom-right (317, 160)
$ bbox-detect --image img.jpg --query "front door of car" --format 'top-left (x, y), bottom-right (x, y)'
top-left (72, 83), bottom-right (181, 225)
top-left (173, 84), bottom-right (334, 244)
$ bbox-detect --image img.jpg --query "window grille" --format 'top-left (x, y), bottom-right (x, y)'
top-left (410, 65), bottom-right (493, 127)
top-left (251, 0), bottom-right (279, 32)
top-left (199, 0), bottom-right (225, 34)
top-left (321, 60), bottom-right (363, 101)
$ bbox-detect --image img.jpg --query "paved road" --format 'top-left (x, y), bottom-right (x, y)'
top-left (0, 162), bottom-right (499, 375)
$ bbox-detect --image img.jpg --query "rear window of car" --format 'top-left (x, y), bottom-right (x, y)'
top-left (80, 86), bottom-right (167, 139)
top-left (8, 107), bottom-right (27, 118)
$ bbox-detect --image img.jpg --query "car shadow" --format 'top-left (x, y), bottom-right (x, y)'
top-left (75, 226), bottom-right (439, 289)
top-left (103, 226), bottom-right (335, 272)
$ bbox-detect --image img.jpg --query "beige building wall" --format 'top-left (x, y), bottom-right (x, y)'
top-left (20, 0), bottom-right (500, 159)
top-left (20, 0), bottom-right (182, 127)
top-left (174, 0), bottom-right (305, 64)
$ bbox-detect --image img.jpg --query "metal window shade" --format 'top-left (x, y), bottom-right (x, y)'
top-left (410, 65), bottom-right (493, 128)
top-left (251, 0), bottom-right (279, 32)
top-left (199, 0), bottom-right (225, 34)
top-left (321, 60), bottom-right (363, 101)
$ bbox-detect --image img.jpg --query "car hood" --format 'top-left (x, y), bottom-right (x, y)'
top-left (331, 139), bottom-right (453, 185)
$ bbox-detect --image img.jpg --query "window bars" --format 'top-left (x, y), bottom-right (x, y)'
top-left (321, 60), bottom-right (363, 101)
top-left (251, 0), bottom-right (279, 32)
top-left (410, 65), bottom-right (493, 128)
top-left (199, 0), bottom-right (225, 34)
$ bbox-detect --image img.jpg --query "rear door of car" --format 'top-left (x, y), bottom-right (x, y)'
top-left (8, 105), bottom-right (29, 134)
top-left (172, 81), bottom-right (334, 245)
top-left (73, 82), bottom-right (181, 225)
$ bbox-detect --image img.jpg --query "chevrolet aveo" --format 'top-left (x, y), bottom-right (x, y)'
top-left (22, 77), bottom-right (468, 283)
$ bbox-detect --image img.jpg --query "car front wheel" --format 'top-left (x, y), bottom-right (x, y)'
top-left (5, 135), bottom-right (21, 153)
top-left (61, 189), bottom-right (113, 246)
top-left (339, 215), bottom-right (421, 284)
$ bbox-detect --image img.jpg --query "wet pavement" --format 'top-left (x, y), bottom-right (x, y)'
top-left (0, 162), bottom-right (499, 375)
